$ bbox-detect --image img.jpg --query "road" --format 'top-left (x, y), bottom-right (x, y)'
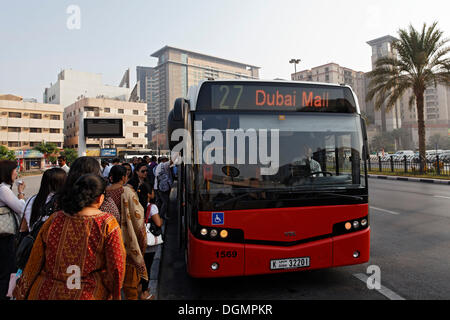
top-left (158, 178), bottom-right (450, 300)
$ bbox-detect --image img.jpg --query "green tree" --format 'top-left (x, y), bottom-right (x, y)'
top-left (60, 148), bottom-right (78, 165)
top-left (0, 145), bottom-right (16, 161)
top-left (366, 22), bottom-right (450, 172)
top-left (34, 142), bottom-right (60, 164)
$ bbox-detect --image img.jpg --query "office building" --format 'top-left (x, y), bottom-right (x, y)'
top-left (148, 46), bottom-right (260, 148)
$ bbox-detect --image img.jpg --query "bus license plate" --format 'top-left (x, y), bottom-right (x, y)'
top-left (270, 257), bottom-right (310, 270)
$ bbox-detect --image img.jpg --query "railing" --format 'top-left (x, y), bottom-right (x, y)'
top-left (368, 155), bottom-right (450, 176)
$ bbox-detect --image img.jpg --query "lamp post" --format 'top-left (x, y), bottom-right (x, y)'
top-left (289, 58), bottom-right (301, 75)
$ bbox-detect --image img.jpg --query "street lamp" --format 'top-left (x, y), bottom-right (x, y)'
top-left (289, 58), bottom-right (301, 75)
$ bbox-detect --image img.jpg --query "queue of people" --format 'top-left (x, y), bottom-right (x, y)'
top-left (0, 154), bottom-right (174, 300)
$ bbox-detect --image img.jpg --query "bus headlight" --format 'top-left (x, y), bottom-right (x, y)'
top-left (361, 219), bottom-right (368, 227)
top-left (220, 230), bottom-right (228, 238)
top-left (210, 229), bottom-right (218, 237)
top-left (200, 228), bottom-right (208, 236)
top-left (353, 221), bottom-right (360, 229)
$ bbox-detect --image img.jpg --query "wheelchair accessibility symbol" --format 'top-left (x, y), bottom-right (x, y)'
top-left (212, 212), bottom-right (224, 225)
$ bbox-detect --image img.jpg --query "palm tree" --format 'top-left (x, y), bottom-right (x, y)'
top-left (366, 22), bottom-right (450, 172)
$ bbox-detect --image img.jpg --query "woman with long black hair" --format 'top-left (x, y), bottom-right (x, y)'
top-left (128, 162), bottom-right (152, 210)
top-left (22, 168), bottom-right (66, 232)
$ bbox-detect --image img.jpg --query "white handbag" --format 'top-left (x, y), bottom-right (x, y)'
top-left (0, 207), bottom-right (18, 236)
top-left (145, 223), bottom-right (163, 246)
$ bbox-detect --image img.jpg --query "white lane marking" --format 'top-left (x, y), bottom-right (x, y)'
top-left (370, 206), bottom-right (400, 215)
top-left (353, 273), bottom-right (406, 300)
top-left (433, 195), bottom-right (450, 200)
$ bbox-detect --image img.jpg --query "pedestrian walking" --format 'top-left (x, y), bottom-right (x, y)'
top-left (0, 160), bottom-right (26, 300)
top-left (105, 165), bottom-right (148, 300)
top-left (13, 174), bottom-right (126, 300)
top-left (139, 189), bottom-right (162, 300)
top-left (21, 168), bottom-right (66, 233)
top-left (61, 157), bottom-right (120, 222)
top-left (128, 163), bottom-right (153, 211)
top-left (57, 155), bottom-right (70, 174)
top-left (122, 163), bottom-right (133, 182)
top-left (154, 157), bottom-right (173, 220)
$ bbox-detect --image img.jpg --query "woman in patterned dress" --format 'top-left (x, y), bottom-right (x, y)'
top-left (106, 165), bottom-right (147, 300)
top-left (59, 157), bottom-right (120, 221)
top-left (13, 174), bottom-right (126, 300)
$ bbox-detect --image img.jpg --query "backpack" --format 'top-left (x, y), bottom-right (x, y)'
top-left (157, 164), bottom-right (173, 192)
top-left (16, 195), bottom-right (58, 270)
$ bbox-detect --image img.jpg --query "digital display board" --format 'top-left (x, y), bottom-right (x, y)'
top-left (196, 82), bottom-right (357, 113)
top-left (84, 118), bottom-right (124, 138)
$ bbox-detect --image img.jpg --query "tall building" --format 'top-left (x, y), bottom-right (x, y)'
top-left (291, 63), bottom-right (367, 117)
top-left (366, 36), bottom-right (402, 133)
top-left (148, 46), bottom-right (260, 148)
top-left (43, 69), bottom-right (132, 107)
top-left (64, 98), bottom-right (147, 154)
top-left (0, 95), bottom-right (64, 170)
top-left (136, 66), bottom-right (159, 144)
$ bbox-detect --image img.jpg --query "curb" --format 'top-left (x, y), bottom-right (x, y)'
top-left (368, 174), bottom-right (450, 185)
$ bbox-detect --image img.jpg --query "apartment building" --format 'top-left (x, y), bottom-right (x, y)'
top-left (64, 98), bottom-right (147, 154)
top-left (291, 62), bottom-right (367, 118)
top-left (145, 46), bottom-right (260, 148)
top-left (0, 95), bottom-right (64, 170)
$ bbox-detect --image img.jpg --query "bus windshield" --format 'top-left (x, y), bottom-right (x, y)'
top-left (195, 112), bottom-right (366, 207)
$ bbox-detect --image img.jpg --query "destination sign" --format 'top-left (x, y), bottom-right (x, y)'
top-left (196, 82), bottom-right (357, 113)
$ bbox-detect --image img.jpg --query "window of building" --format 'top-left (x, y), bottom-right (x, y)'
top-left (133, 133), bottom-right (139, 138)
top-left (30, 113), bottom-right (42, 119)
top-left (50, 115), bottom-right (61, 120)
top-left (8, 112), bottom-right (21, 118)
top-left (8, 141), bottom-right (20, 147)
top-left (104, 107), bottom-right (110, 113)
top-left (133, 110), bottom-right (139, 115)
top-left (50, 128), bottom-right (60, 133)
top-left (30, 128), bottom-right (42, 133)
top-left (118, 109), bottom-right (124, 114)
top-left (133, 121), bottom-right (139, 126)
top-left (7, 127), bottom-right (21, 132)
top-left (29, 142), bottom-right (40, 147)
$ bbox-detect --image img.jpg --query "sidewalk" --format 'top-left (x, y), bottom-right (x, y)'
top-left (368, 174), bottom-right (450, 185)
top-left (147, 185), bottom-right (178, 299)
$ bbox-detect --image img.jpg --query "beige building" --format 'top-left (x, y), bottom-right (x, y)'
top-left (64, 98), bottom-right (148, 154)
top-left (291, 63), bottom-right (367, 117)
top-left (0, 95), bottom-right (64, 170)
top-left (147, 46), bottom-right (260, 148)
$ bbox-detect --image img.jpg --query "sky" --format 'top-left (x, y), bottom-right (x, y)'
top-left (1, 0), bottom-right (449, 102)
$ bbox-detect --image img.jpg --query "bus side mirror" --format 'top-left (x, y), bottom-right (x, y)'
top-left (168, 99), bottom-right (189, 151)
top-left (173, 98), bottom-right (187, 121)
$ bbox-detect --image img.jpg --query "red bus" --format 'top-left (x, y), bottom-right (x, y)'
top-left (168, 80), bottom-right (369, 278)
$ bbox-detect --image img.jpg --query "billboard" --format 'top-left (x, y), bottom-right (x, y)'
top-left (84, 118), bottom-right (124, 138)
top-left (100, 148), bottom-right (117, 157)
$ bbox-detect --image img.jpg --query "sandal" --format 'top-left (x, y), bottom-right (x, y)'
top-left (140, 291), bottom-right (155, 300)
